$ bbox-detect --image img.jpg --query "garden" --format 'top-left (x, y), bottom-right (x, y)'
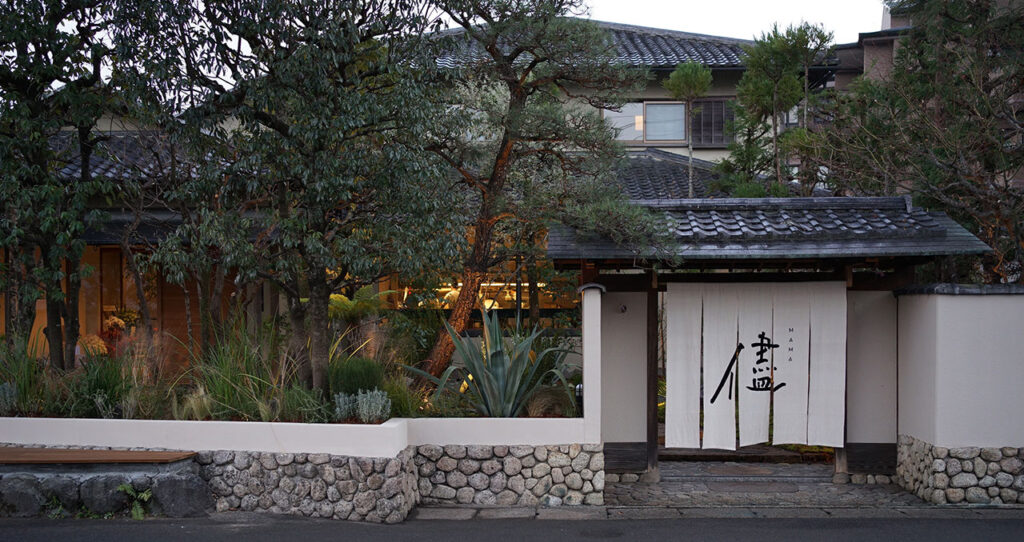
top-left (0, 293), bottom-right (582, 426)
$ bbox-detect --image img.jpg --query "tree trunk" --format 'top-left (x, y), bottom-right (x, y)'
top-left (123, 242), bottom-right (154, 374)
top-left (306, 272), bottom-right (331, 391)
top-left (286, 296), bottom-right (311, 388)
top-left (3, 248), bottom-right (37, 348)
top-left (209, 263), bottom-right (226, 341)
top-left (527, 257), bottom-right (540, 328)
top-left (62, 258), bottom-right (81, 370)
top-left (772, 88), bottom-right (782, 187)
top-left (687, 99), bottom-right (696, 199)
top-left (44, 292), bottom-right (65, 371)
top-left (424, 269), bottom-right (484, 377)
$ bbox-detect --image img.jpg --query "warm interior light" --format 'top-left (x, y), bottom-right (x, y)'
top-left (634, 115), bottom-right (644, 130)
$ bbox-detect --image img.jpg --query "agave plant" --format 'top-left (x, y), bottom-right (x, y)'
top-left (406, 308), bottom-right (575, 417)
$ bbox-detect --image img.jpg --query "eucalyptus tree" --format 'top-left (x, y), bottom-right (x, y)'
top-left (0, 0), bottom-right (121, 367)
top-left (123, 0), bottom-right (462, 389)
top-left (420, 0), bottom-right (655, 376)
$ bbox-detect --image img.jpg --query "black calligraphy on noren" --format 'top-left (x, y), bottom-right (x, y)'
top-left (746, 331), bottom-right (783, 392)
top-left (709, 331), bottom-right (785, 405)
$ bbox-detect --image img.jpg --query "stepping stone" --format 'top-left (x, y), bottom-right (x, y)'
top-left (706, 481), bottom-right (800, 493)
top-left (706, 464), bottom-right (774, 476)
top-left (412, 507), bottom-right (477, 520)
top-left (476, 507), bottom-right (536, 520)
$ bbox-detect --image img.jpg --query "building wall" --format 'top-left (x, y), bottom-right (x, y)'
top-left (845, 291), bottom-right (898, 443)
top-left (599, 292), bottom-right (647, 443)
top-left (898, 293), bottom-right (1024, 448)
top-left (896, 294), bottom-right (939, 445)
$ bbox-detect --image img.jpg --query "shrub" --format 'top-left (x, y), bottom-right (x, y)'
top-left (66, 355), bottom-right (132, 418)
top-left (406, 308), bottom-right (575, 417)
top-left (355, 389), bottom-right (391, 424)
top-left (381, 377), bottom-right (421, 418)
top-left (731, 182), bottom-right (767, 198)
top-left (333, 392), bottom-right (357, 421)
top-left (328, 357), bottom-right (383, 396)
top-left (177, 324), bottom-right (331, 422)
top-left (0, 382), bottom-right (15, 416)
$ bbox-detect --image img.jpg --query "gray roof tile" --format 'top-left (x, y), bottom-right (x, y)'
top-left (548, 197), bottom-right (992, 262)
top-left (435, 20), bottom-right (749, 70)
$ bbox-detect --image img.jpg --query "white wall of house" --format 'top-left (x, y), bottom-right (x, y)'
top-left (845, 291), bottom-right (898, 444)
top-left (599, 292), bottom-right (648, 443)
top-left (898, 293), bottom-right (1024, 448)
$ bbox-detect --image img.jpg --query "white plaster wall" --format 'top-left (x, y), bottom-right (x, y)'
top-left (599, 292), bottom-right (648, 443)
top-left (899, 293), bottom-right (1024, 447)
top-left (406, 418), bottom-right (588, 446)
top-left (897, 295), bottom-right (939, 444)
top-left (932, 295), bottom-right (1024, 447)
top-left (0, 417), bottom-right (410, 457)
top-left (846, 291), bottom-right (898, 443)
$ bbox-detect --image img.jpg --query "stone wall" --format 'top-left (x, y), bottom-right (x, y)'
top-left (896, 434), bottom-right (1024, 505)
top-left (195, 447), bottom-right (418, 524)
top-left (3, 441), bottom-right (603, 521)
top-left (413, 444), bottom-right (604, 507)
top-left (0, 453), bottom-right (210, 518)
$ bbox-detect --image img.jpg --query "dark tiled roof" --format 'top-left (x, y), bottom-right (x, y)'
top-left (616, 149), bottom-right (715, 199)
top-left (547, 197), bottom-right (992, 262)
top-left (52, 131), bottom-right (177, 181)
top-left (599, 21), bottom-right (749, 69)
top-left (435, 20), bottom-right (749, 70)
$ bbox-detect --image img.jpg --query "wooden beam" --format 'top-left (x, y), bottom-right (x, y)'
top-left (646, 270), bottom-right (659, 472)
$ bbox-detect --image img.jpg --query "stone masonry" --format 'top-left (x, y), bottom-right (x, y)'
top-left (896, 434), bottom-right (1024, 505)
top-left (414, 444), bottom-right (604, 507)
top-left (3, 442), bottom-right (603, 522)
top-left (194, 447), bottom-right (419, 524)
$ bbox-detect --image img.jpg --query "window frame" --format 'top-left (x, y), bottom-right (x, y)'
top-left (689, 96), bottom-right (737, 149)
top-left (604, 100), bottom-right (688, 145)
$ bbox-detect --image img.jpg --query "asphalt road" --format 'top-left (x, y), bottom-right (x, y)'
top-left (2, 515), bottom-right (1023, 542)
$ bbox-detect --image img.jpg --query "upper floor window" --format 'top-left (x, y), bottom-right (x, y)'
top-left (690, 98), bottom-right (736, 149)
top-left (604, 102), bottom-right (686, 143)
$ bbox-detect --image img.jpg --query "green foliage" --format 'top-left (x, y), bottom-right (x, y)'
top-left (122, 0), bottom-right (465, 390)
top-left (66, 356), bottom-right (132, 419)
top-left (721, 22), bottom-right (832, 190)
top-left (663, 61), bottom-right (713, 103)
top-left (731, 182), bottom-right (768, 198)
top-left (0, 382), bottom-right (15, 416)
top-left (406, 309), bottom-right (575, 417)
top-left (328, 357), bottom-right (384, 396)
top-left (328, 287), bottom-right (393, 325)
top-left (355, 389), bottom-right (392, 424)
top-left (664, 60), bottom-right (713, 199)
top-left (381, 377), bottom-right (422, 418)
top-left (380, 309), bottom-right (445, 365)
top-left (0, 337), bottom-right (46, 414)
top-left (0, 0), bottom-right (125, 369)
top-left (333, 393), bottom-right (357, 421)
top-left (332, 389), bottom-right (391, 423)
top-left (176, 327), bottom-right (329, 423)
top-left (117, 483), bottom-right (152, 520)
top-left (806, 0), bottom-right (1023, 282)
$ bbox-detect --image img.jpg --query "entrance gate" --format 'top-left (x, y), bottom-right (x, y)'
top-left (664, 282), bottom-right (847, 451)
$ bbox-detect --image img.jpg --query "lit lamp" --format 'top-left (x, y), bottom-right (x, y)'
top-left (634, 115), bottom-right (644, 130)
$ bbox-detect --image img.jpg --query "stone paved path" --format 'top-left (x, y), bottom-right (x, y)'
top-left (605, 462), bottom-right (925, 508)
top-left (413, 461), bottom-right (1024, 521)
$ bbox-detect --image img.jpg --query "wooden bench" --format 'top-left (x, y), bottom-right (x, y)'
top-left (0, 447), bottom-right (196, 464)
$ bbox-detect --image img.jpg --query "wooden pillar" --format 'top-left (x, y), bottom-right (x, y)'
top-left (646, 271), bottom-right (659, 471)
